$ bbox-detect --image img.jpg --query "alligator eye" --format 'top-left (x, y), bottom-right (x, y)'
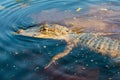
top-left (17, 29), bottom-right (24, 33)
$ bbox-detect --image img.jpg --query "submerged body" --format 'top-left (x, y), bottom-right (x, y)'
top-left (16, 23), bottom-right (120, 68)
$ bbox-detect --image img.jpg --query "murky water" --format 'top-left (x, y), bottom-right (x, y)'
top-left (0, 0), bottom-right (120, 80)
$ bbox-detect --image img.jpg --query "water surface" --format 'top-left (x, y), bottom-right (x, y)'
top-left (0, 0), bottom-right (120, 80)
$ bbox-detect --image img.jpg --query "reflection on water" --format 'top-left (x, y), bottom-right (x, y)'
top-left (0, 0), bottom-right (120, 80)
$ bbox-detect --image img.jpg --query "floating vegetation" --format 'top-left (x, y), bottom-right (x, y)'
top-left (76, 7), bottom-right (82, 12)
top-left (100, 8), bottom-right (108, 11)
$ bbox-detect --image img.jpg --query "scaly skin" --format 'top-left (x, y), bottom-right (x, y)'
top-left (16, 23), bottom-right (120, 69)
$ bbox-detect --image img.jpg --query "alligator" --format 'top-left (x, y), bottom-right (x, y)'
top-left (16, 23), bottom-right (120, 69)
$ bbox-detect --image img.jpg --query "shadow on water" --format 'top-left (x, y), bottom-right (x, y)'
top-left (0, 0), bottom-right (120, 80)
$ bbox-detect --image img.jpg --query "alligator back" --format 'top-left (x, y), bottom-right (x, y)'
top-left (76, 33), bottom-right (120, 59)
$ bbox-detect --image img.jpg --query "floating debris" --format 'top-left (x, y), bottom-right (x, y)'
top-left (90, 59), bottom-right (94, 62)
top-left (34, 66), bottom-right (39, 71)
top-left (0, 5), bottom-right (5, 10)
top-left (82, 67), bottom-right (86, 70)
top-left (43, 46), bottom-right (47, 48)
top-left (15, 52), bottom-right (19, 55)
top-left (76, 7), bottom-right (82, 12)
top-left (108, 77), bottom-right (112, 80)
top-left (100, 8), bottom-right (108, 11)
top-left (20, 4), bottom-right (29, 8)
top-left (16, 0), bottom-right (30, 8)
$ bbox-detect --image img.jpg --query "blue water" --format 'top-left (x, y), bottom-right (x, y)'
top-left (0, 0), bottom-right (120, 80)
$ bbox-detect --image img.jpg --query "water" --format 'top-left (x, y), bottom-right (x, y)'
top-left (0, 0), bottom-right (120, 80)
